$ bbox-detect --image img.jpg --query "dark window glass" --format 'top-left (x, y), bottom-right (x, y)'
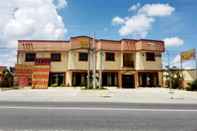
top-left (51, 53), bottom-right (61, 61)
top-left (146, 52), bottom-right (155, 61)
top-left (105, 52), bottom-right (115, 61)
top-left (25, 53), bottom-right (36, 62)
top-left (79, 52), bottom-right (88, 61)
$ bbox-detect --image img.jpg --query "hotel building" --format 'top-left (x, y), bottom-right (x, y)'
top-left (16, 36), bottom-right (165, 89)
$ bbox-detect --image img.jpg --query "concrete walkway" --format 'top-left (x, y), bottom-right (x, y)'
top-left (0, 87), bottom-right (197, 104)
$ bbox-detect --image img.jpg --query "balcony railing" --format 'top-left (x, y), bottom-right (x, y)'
top-left (123, 61), bottom-right (134, 68)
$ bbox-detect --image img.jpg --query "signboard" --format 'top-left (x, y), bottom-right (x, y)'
top-left (79, 38), bottom-right (89, 48)
top-left (181, 49), bottom-right (196, 62)
top-left (144, 43), bottom-right (162, 51)
top-left (21, 42), bottom-right (34, 50)
top-left (32, 59), bottom-right (50, 89)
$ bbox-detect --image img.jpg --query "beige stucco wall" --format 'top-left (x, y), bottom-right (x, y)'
top-left (182, 70), bottom-right (196, 81)
top-left (66, 71), bottom-right (72, 86)
top-left (135, 52), bottom-right (162, 70)
top-left (50, 52), bottom-right (68, 72)
top-left (17, 52), bottom-right (34, 66)
top-left (182, 70), bottom-right (196, 87)
top-left (158, 71), bottom-right (163, 87)
top-left (96, 51), bottom-right (121, 70)
top-left (17, 52), bottom-right (68, 72)
top-left (67, 50), bottom-right (89, 70)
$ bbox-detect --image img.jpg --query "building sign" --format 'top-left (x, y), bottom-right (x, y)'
top-left (32, 59), bottom-right (50, 89)
top-left (181, 49), bottom-right (196, 62)
top-left (141, 42), bottom-right (164, 52)
top-left (79, 38), bottom-right (89, 48)
top-left (21, 42), bottom-right (34, 50)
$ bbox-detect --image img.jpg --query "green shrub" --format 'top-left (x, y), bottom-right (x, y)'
top-left (50, 83), bottom-right (58, 87)
top-left (60, 83), bottom-right (65, 87)
top-left (187, 79), bottom-right (197, 91)
top-left (0, 68), bottom-right (13, 87)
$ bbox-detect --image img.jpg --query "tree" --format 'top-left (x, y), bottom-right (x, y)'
top-left (165, 66), bottom-right (184, 89)
top-left (187, 79), bottom-right (197, 91)
top-left (0, 68), bottom-right (14, 87)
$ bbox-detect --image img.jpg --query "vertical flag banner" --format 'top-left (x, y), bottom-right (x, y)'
top-left (32, 59), bottom-right (50, 89)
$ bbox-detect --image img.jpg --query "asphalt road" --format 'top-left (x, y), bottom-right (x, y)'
top-left (0, 102), bottom-right (197, 131)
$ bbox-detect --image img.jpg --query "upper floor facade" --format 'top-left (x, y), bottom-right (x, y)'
top-left (17, 36), bottom-right (165, 71)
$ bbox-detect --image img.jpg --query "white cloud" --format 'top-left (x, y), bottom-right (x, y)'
top-left (164, 37), bottom-right (184, 47)
top-left (128, 3), bottom-right (140, 11)
top-left (119, 15), bottom-right (154, 37)
top-left (112, 3), bottom-right (175, 37)
top-left (54, 0), bottom-right (68, 9)
top-left (112, 16), bottom-right (125, 25)
top-left (138, 3), bottom-right (175, 17)
top-left (0, 0), bottom-right (67, 66)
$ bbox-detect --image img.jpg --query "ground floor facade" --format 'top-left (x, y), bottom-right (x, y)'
top-left (51, 70), bottom-right (163, 89)
top-left (15, 64), bottom-right (163, 88)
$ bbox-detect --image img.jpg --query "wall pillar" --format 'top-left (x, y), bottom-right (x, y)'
top-left (118, 71), bottom-right (122, 88)
top-left (135, 72), bottom-right (139, 88)
top-left (66, 71), bottom-right (72, 87)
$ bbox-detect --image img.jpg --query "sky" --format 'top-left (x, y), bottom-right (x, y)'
top-left (0, 0), bottom-right (196, 68)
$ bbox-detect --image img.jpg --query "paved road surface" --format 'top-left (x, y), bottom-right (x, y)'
top-left (0, 102), bottom-right (197, 131)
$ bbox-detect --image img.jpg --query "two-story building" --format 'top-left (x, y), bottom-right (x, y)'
top-left (16, 36), bottom-right (165, 89)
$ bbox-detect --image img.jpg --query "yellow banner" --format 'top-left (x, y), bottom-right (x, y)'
top-left (181, 49), bottom-right (196, 61)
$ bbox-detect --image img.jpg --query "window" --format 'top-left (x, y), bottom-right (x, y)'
top-left (79, 52), bottom-right (88, 61)
top-left (105, 52), bottom-right (115, 61)
top-left (51, 53), bottom-right (61, 61)
top-left (25, 53), bottom-right (36, 62)
top-left (102, 72), bottom-right (118, 86)
top-left (146, 52), bottom-right (155, 61)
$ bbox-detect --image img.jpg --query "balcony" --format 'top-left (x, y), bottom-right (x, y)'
top-left (123, 61), bottom-right (135, 68)
top-left (123, 53), bottom-right (135, 68)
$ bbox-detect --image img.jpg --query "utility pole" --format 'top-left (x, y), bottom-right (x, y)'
top-left (92, 34), bottom-right (96, 89)
top-left (87, 38), bottom-right (91, 89)
top-left (166, 50), bottom-right (171, 89)
top-left (99, 49), bottom-right (103, 89)
top-left (195, 50), bottom-right (197, 80)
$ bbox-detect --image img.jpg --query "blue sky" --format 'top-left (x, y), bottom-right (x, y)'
top-left (48, 0), bottom-right (197, 68)
top-left (0, 0), bottom-right (196, 68)
top-left (61, 0), bottom-right (196, 49)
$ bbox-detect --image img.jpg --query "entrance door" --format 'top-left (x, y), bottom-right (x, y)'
top-left (122, 75), bottom-right (135, 88)
top-left (49, 73), bottom-right (65, 87)
top-left (72, 72), bottom-right (87, 86)
top-left (139, 72), bottom-right (159, 87)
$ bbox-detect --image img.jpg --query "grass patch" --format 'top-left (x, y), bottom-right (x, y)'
top-left (81, 87), bottom-right (107, 90)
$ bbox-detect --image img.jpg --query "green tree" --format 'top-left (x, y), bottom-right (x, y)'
top-left (165, 66), bottom-right (184, 89)
top-left (0, 68), bottom-right (14, 87)
top-left (187, 79), bottom-right (197, 91)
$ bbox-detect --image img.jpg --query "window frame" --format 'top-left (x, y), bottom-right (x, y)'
top-left (51, 53), bottom-right (61, 62)
top-left (79, 52), bottom-right (88, 61)
top-left (105, 52), bottom-right (115, 61)
top-left (25, 53), bottom-right (36, 62)
top-left (146, 52), bottom-right (155, 61)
